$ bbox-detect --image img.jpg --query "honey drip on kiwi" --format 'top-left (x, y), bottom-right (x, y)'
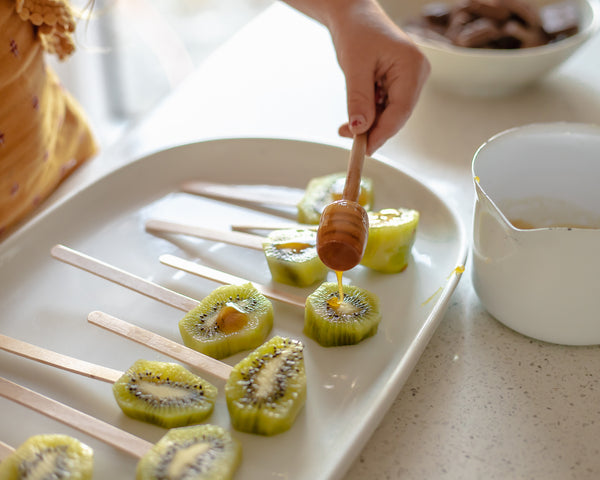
top-left (330, 178), bottom-right (369, 206)
top-left (216, 304), bottom-right (248, 334)
top-left (274, 241), bottom-right (312, 253)
top-left (327, 271), bottom-right (345, 309)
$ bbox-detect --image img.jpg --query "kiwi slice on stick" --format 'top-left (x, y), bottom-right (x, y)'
top-left (304, 282), bottom-right (382, 347)
top-left (225, 336), bottom-right (306, 436)
top-left (361, 208), bottom-right (420, 273)
top-left (0, 434), bottom-right (93, 480)
top-left (179, 283), bottom-right (274, 360)
top-left (262, 228), bottom-right (327, 287)
top-left (136, 424), bottom-right (241, 480)
top-left (297, 172), bottom-right (374, 224)
top-left (112, 359), bottom-right (218, 429)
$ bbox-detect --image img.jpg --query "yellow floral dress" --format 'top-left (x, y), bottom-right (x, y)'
top-left (0, 0), bottom-right (97, 237)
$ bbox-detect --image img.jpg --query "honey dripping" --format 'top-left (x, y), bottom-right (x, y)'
top-left (336, 270), bottom-right (344, 302)
top-left (328, 270), bottom-right (345, 309)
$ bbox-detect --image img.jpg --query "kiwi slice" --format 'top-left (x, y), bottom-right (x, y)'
top-left (225, 336), bottom-right (306, 436)
top-left (112, 359), bottom-right (218, 428)
top-left (361, 208), bottom-right (420, 273)
top-left (136, 424), bottom-right (241, 480)
top-left (0, 434), bottom-right (93, 480)
top-left (179, 283), bottom-right (274, 359)
top-left (304, 282), bottom-right (381, 347)
top-left (262, 228), bottom-right (328, 287)
top-left (297, 172), bottom-right (374, 224)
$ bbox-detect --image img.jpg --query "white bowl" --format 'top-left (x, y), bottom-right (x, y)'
top-left (385, 0), bottom-right (600, 96)
top-left (471, 122), bottom-right (600, 345)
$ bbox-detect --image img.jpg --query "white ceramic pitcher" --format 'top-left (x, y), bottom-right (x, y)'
top-left (472, 122), bottom-right (600, 345)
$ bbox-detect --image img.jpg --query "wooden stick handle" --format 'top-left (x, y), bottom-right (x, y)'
top-left (0, 376), bottom-right (152, 459)
top-left (0, 440), bottom-right (14, 460)
top-left (87, 311), bottom-right (232, 383)
top-left (0, 334), bottom-right (122, 384)
top-left (231, 223), bottom-right (316, 233)
top-left (180, 181), bottom-right (301, 207)
top-left (146, 219), bottom-right (265, 250)
top-left (343, 133), bottom-right (367, 202)
top-left (51, 244), bottom-right (199, 312)
top-left (159, 254), bottom-right (306, 308)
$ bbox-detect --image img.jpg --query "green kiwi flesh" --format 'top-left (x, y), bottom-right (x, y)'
top-left (361, 208), bottom-right (419, 273)
top-left (297, 172), bottom-right (374, 224)
top-left (262, 228), bottom-right (328, 287)
top-left (304, 282), bottom-right (381, 347)
top-left (225, 336), bottom-right (306, 436)
top-left (136, 424), bottom-right (241, 480)
top-left (112, 359), bottom-right (218, 428)
top-left (179, 283), bottom-right (274, 359)
top-left (0, 434), bottom-right (93, 480)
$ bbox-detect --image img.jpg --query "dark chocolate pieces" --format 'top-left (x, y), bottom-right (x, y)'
top-left (406, 0), bottom-right (580, 49)
top-left (540, 1), bottom-right (580, 38)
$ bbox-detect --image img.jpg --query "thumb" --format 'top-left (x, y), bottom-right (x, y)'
top-left (344, 70), bottom-right (376, 136)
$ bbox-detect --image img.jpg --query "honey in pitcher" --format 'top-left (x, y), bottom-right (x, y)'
top-left (510, 219), bottom-right (599, 230)
top-left (501, 196), bottom-right (600, 231)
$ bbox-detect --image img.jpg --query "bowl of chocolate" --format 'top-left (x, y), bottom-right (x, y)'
top-left (397, 0), bottom-right (600, 95)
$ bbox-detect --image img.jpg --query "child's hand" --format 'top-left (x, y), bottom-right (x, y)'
top-left (330, 1), bottom-right (430, 155)
top-left (284, 0), bottom-right (430, 155)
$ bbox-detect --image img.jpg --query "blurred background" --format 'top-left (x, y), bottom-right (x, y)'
top-left (50, 0), bottom-right (274, 149)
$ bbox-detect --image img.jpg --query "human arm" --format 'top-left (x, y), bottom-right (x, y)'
top-left (282, 0), bottom-right (430, 155)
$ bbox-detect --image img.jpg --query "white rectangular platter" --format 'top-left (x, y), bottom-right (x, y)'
top-left (0, 138), bottom-right (468, 479)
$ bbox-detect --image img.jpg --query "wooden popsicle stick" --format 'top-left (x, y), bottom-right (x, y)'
top-left (146, 219), bottom-right (265, 251)
top-left (0, 440), bottom-right (14, 459)
top-left (180, 180), bottom-right (302, 207)
top-left (87, 311), bottom-right (232, 383)
top-left (231, 222), bottom-right (317, 233)
top-left (159, 254), bottom-right (306, 308)
top-left (0, 376), bottom-right (152, 459)
top-left (0, 334), bottom-right (122, 384)
top-left (51, 244), bottom-right (198, 313)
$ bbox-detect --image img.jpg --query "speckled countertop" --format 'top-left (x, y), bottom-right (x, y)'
top-left (42, 3), bottom-right (600, 478)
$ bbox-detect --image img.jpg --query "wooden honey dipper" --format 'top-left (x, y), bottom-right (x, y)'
top-left (316, 133), bottom-right (369, 271)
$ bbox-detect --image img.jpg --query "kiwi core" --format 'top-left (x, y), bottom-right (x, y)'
top-left (253, 350), bottom-right (292, 401)
top-left (22, 447), bottom-right (66, 478)
top-left (216, 304), bottom-right (248, 334)
top-left (134, 381), bottom-right (199, 401)
top-left (166, 441), bottom-right (211, 477)
top-left (327, 296), bottom-right (360, 315)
